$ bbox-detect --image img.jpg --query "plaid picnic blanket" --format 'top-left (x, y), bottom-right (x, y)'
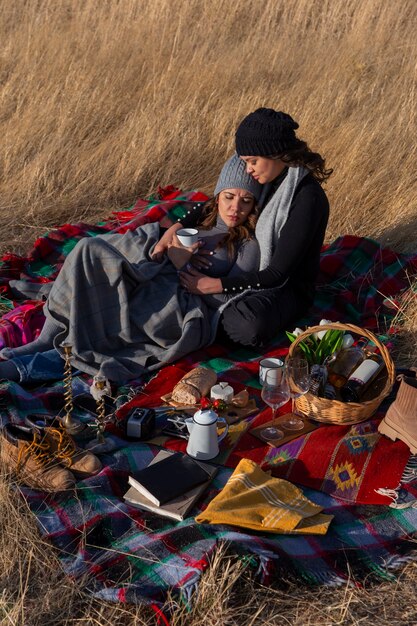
top-left (1, 188), bottom-right (417, 607)
top-left (15, 439), bottom-right (417, 606)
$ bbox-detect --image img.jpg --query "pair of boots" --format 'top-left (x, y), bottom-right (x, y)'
top-left (1, 415), bottom-right (102, 492)
top-left (378, 369), bottom-right (417, 454)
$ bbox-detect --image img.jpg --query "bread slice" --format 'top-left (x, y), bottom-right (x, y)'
top-left (171, 367), bottom-right (217, 404)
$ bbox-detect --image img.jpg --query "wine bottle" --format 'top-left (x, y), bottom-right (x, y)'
top-left (327, 337), bottom-right (369, 389)
top-left (340, 353), bottom-right (385, 402)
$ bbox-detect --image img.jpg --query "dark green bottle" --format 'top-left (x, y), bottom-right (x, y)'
top-left (340, 353), bottom-right (384, 402)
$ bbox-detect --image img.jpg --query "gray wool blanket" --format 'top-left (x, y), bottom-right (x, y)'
top-left (41, 220), bottom-right (260, 382)
top-left (45, 223), bottom-right (213, 382)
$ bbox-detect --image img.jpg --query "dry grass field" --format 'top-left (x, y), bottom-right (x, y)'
top-left (0, 0), bottom-right (416, 623)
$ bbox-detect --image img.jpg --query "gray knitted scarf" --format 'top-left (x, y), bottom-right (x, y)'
top-left (255, 165), bottom-right (309, 271)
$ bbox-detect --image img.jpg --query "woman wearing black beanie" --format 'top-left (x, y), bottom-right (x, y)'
top-left (179, 107), bottom-right (332, 347)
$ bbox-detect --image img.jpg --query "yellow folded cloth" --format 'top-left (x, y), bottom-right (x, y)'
top-left (195, 458), bottom-right (333, 535)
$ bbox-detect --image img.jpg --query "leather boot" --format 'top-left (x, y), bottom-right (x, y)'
top-left (1, 423), bottom-right (76, 492)
top-left (25, 414), bottom-right (102, 478)
top-left (378, 371), bottom-right (417, 453)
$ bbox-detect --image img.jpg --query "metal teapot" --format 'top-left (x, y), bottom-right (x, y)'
top-left (186, 408), bottom-right (229, 460)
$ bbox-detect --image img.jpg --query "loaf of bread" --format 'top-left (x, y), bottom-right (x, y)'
top-left (171, 367), bottom-right (217, 404)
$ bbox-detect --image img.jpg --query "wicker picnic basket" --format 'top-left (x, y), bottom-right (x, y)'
top-left (287, 322), bottom-right (395, 425)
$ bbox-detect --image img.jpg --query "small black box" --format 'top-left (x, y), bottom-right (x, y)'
top-left (125, 407), bottom-right (156, 440)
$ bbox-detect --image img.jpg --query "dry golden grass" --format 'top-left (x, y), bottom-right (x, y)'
top-left (387, 273), bottom-right (417, 368)
top-left (1, 0), bottom-right (416, 252)
top-left (1, 0), bottom-right (417, 623)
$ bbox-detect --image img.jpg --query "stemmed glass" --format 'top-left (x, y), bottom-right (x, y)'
top-left (260, 369), bottom-right (291, 441)
top-left (281, 357), bottom-right (310, 431)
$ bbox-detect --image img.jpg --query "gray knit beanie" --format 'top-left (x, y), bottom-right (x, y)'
top-left (214, 153), bottom-right (262, 201)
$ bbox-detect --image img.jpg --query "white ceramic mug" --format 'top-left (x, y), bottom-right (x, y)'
top-left (176, 228), bottom-right (199, 246)
top-left (259, 357), bottom-right (285, 385)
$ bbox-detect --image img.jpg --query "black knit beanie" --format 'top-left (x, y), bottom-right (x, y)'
top-left (235, 107), bottom-right (300, 156)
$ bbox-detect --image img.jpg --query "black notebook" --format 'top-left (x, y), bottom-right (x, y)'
top-left (124, 450), bottom-right (218, 521)
top-left (128, 451), bottom-right (213, 506)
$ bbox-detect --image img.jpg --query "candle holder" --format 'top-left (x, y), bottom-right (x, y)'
top-left (93, 374), bottom-right (108, 443)
top-left (60, 341), bottom-right (86, 435)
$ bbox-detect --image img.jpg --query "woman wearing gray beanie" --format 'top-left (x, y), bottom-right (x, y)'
top-left (179, 107), bottom-right (332, 346)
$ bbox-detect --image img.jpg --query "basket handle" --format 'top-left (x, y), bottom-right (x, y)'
top-left (287, 321), bottom-right (395, 394)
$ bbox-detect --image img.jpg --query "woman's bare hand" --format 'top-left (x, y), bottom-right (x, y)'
top-left (151, 222), bottom-right (183, 262)
top-left (178, 266), bottom-right (222, 294)
top-left (151, 241), bottom-right (167, 262)
top-left (167, 234), bottom-right (199, 270)
top-left (189, 244), bottom-right (213, 270)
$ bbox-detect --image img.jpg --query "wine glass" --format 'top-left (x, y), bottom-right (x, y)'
top-left (281, 357), bottom-right (310, 431)
top-left (260, 369), bottom-right (291, 441)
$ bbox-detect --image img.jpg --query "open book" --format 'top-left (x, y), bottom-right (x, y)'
top-left (124, 450), bottom-right (218, 521)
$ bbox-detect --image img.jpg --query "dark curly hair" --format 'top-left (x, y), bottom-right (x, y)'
top-left (271, 139), bottom-right (333, 184)
top-left (197, 196), bottom-right (259, 259)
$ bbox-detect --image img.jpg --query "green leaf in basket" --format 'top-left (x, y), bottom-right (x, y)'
top-left (319, 330), bottom-right (338, 353)
top-left (308, 334), bottom-right (320, 350)
top-left (286, 328), bottom-right (338, 365)
top-left (332, 333), bottom-right (345, 354)
top-left (312, 331), bottom-right (327, 362)
top-left (314, 342), bottom-right (326, 364)
top-left (313, 329), bottom-right (345, 364)
top-left (299, 343), bottom-right (315, 364)
top-left (285, 331), bottom-right (297, 343)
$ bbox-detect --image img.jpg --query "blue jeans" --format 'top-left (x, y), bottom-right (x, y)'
top-left (12, 350), bottom-right (66, 383)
